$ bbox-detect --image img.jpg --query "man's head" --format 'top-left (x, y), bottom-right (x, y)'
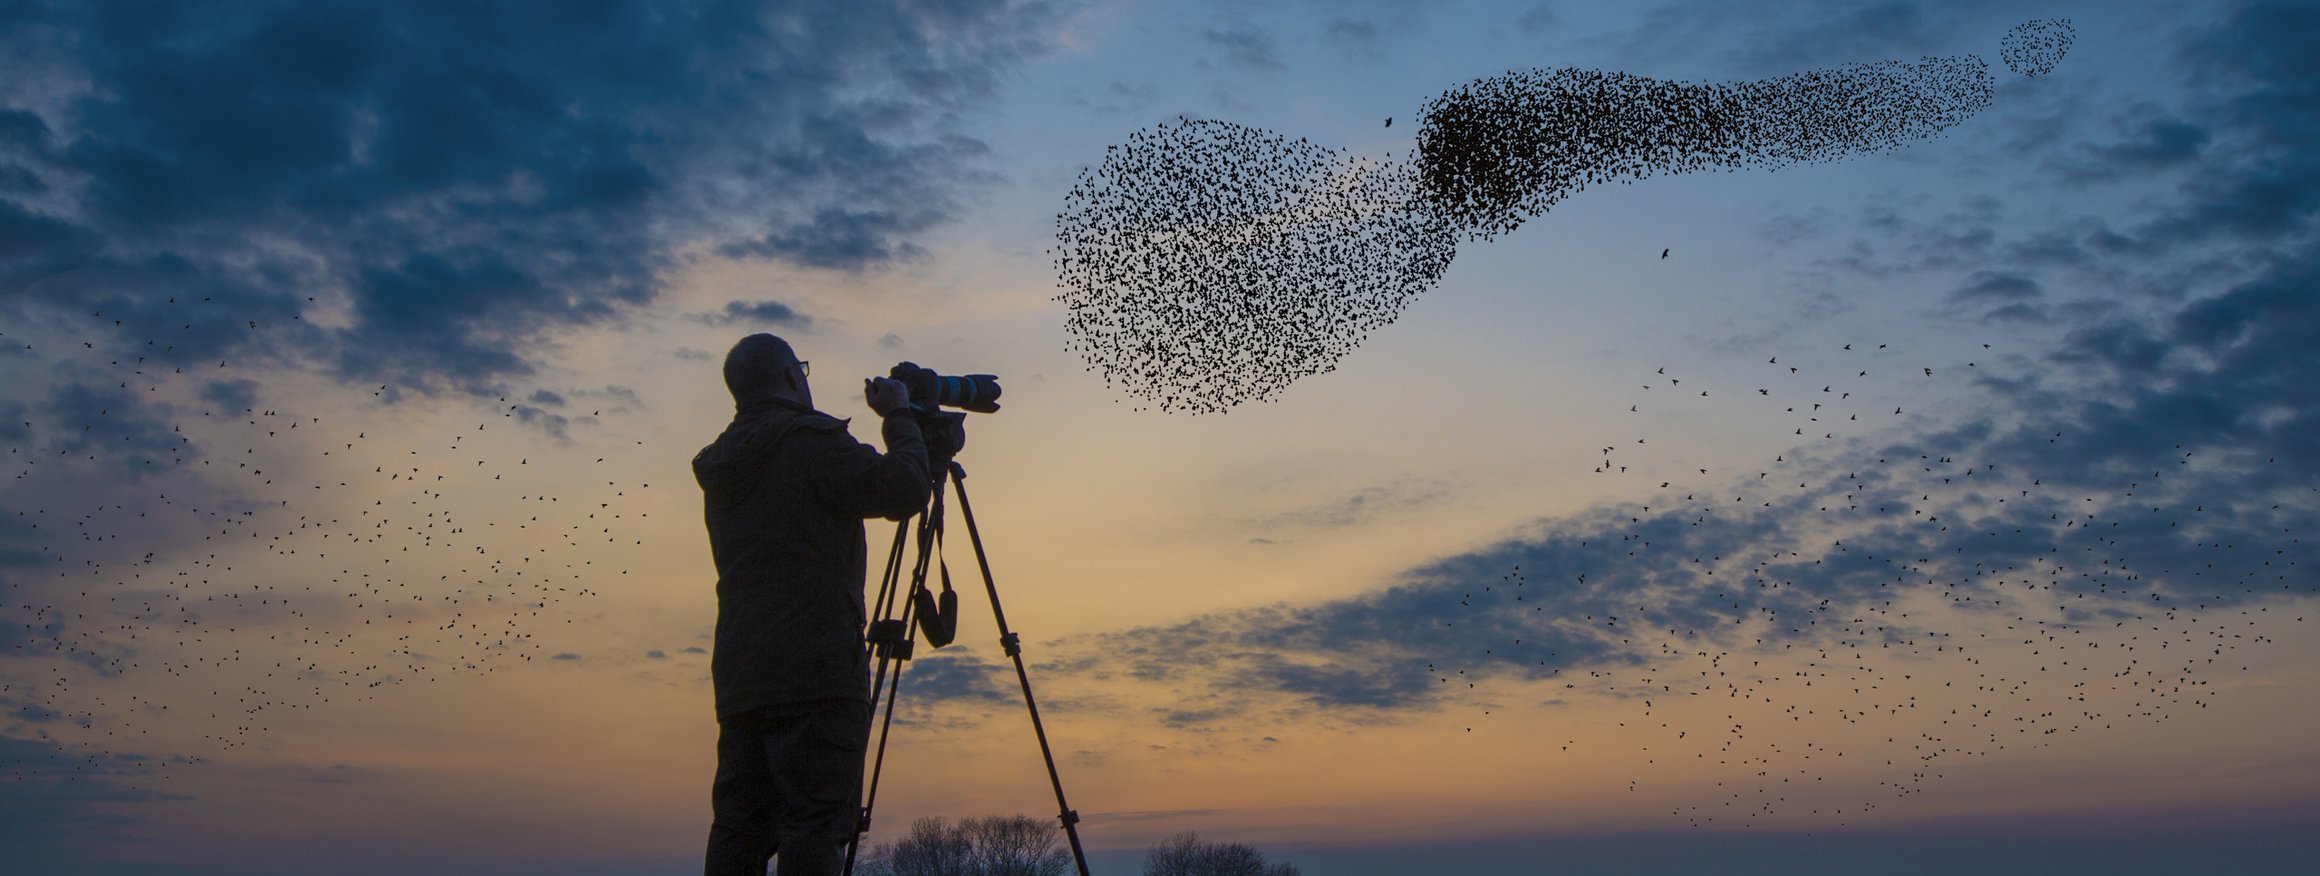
top-left (724, 333), bottom-right (810, 409)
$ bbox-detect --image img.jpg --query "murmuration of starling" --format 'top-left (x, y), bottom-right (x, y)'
top-left (1057, 29), bottom-right (2063, 414)
top-left (1414, 55), bottom-right (1995, 242)
top-left (2000, 19), bottom-right (2075, 77)
top-left (1054, 118), bottom-right (1456, 415)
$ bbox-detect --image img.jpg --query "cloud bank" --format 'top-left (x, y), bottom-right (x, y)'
top-left (0, 0), bottom-right (1070, 397)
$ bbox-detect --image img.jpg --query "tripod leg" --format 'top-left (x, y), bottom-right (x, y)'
top-left (947, 464), bottom-right (1093, 876)
top-left (864, 516), bottom-right (913, 712)
top-left (849, 482), bottom-right (947, 875)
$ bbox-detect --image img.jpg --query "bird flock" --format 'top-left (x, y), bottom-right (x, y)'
top-left (1413, 55), bottom-right (1994, 243)
top-left (1, 304), bottom-right (637, 786)
top-left (1054, 120), bottom-right (1456, 414)
top-left (1055, 26), bottom-right (2052, 413)
top-left (2000, 19), bottom-right (2075, 77)
top-left (1421, 335), bottom-right (2312, 829)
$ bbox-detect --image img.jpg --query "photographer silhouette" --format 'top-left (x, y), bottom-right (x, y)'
top-left (695, 334), bottom-right (930, 876)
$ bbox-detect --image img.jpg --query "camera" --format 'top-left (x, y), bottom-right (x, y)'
top-left (886, 363), bottom-right (997, 480)
top-left (888, 362), bottom-right (1001, 413)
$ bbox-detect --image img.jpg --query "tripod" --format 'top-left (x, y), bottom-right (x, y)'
top-left (843, 460), bottom-right (1091, 876)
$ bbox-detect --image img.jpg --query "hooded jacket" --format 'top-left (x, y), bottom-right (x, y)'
top-left (694, 394), bottom-right (929, 715)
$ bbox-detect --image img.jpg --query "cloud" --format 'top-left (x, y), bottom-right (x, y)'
top-left (0, 398), bottom-right (27, 444)
top-left (1080, 412), bottom-right (2312, 725)
top-left (1076, 543), bottom-right (1653, 715)
top-left (2002, 229), bottom-right (2095, 268)
top-left (1322, 18), bottom-right (1377, 44)
top-left (2143, 1), bottom-right (2320, 244)
top-left (1947, 270), bottom-right (2043, 305)
top-left (1978, 302), bottom-right (2051, 324)
top-left (40, 383), bottom-right (190, 480)
top-left (1202, 27), bottom-right (1283, 71)
top-left (1231, 481), bottom-right (1451, 536)
top-left (696, 299), bottom-right (814, 329)
top-left (717, 205), bottom-right (951, 270)
top-left (0, 108), bottom-right (49, 150)
top-left (199, 379), bottom-right (261, 413)
top-left (1062, 80), bottom-right (1159, 115)
top-left (2061, 115), bottom-right (2211, 181)
top-left (1062, 80), bottom-right (1160, 115)
top-left (898, 646), bottom-right (1014, 706)
top-left (1515, 4), bottom-right (1559, 34)
top-left (1979, 3), bottom-right (2320, 486)
top-left (0, 0), bottom-right (1072, 397)
top-left (505, 404), bottom-right (571, 440)
top-left (2052, 320), bottom-right (2170, 374)
top-left (577, 385), bottom-right (642, 410)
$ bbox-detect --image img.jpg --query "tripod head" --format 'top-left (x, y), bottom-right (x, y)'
top-left (900, 408), bottom-right (966, 486)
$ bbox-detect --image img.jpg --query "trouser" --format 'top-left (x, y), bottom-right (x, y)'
top-left (704, 698), bottom-right (872, 876)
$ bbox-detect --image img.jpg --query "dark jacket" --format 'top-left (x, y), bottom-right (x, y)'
top-left (694, 397), bottom-right (929, 715)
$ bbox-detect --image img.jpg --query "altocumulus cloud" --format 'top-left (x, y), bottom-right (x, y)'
top-left (695, 299), bottom-right (813, 329)
top-left (0, 0), bottom-right (1073, 399)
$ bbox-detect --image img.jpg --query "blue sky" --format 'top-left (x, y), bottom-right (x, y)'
top-left (3, 1), bottom-right (2318, 873)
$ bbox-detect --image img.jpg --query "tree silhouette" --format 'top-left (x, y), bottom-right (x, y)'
top-left (1140, 831), bottom-right (1302, 876)
top-left (857, 814), bottom-right (1071, 876)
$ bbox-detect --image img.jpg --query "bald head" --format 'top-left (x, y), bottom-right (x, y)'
top-left (724, 333), bottom-right (806, 408)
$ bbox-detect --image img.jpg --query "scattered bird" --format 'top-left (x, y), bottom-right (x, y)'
top-left (0, 310), bottom-right (633, 783)
top-left (1413, 319), bottom-right (2307, 831)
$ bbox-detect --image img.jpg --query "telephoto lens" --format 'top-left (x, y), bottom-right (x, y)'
top-left (890, 362), bottom-right (1002, 413)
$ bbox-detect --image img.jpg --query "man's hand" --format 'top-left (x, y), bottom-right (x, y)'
top-left (864, 376), bottom-right (913, 416)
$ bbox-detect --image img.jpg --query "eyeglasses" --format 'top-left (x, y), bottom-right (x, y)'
top-left (795, 360), bottom-right (810, 377)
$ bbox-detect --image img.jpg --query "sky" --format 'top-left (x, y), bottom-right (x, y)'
top-left (2, 1), bottom-right (2317, 874)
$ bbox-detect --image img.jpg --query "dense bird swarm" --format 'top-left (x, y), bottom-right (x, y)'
top-left (1054, 119), bottom-right (1457, 414)
top-left (1058, 51), bottom-right (2000, 413)
top-left (2001, 19), bottom-right (2075, 77)
top-left (1414, 56), bottom-right (1995, 242)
